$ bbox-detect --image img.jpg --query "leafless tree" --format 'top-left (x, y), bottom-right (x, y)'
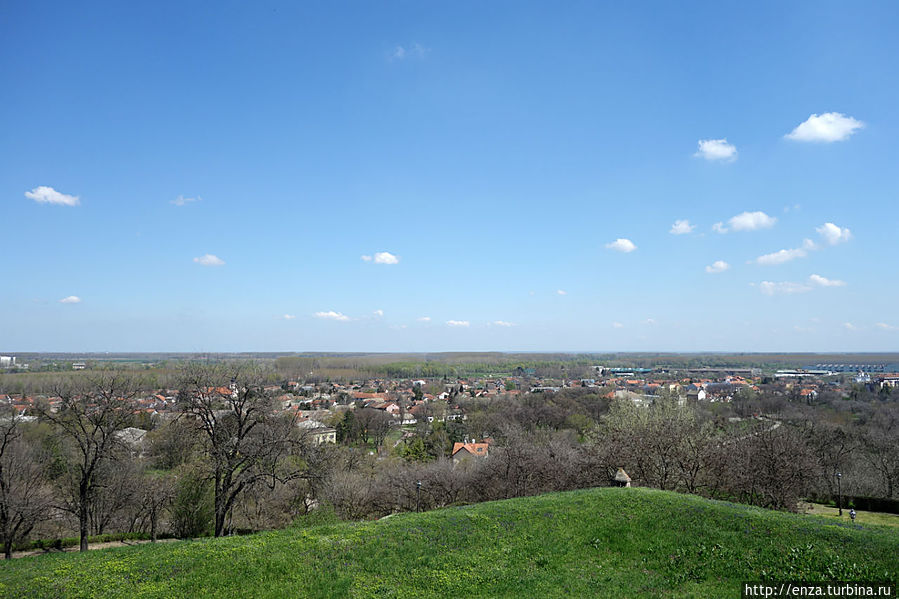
top-left (177, 362), bottom-right (303, 537)
top-left (38, 373), bottom-right (140, 551)
top-left (0, 410), bottom-right (54, 558)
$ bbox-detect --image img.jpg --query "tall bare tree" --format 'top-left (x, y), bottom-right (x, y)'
top-left (177, 363), bottom-right (302, 537)
top-left (0, 409), bottom-right (54, 558)
top-left (38, 373), bottom-right (140, 551)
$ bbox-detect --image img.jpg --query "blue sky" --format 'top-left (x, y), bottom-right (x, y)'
top-left (2, 1), bottom-right (898, 352)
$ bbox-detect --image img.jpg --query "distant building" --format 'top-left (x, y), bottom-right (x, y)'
top-left (452, 441), bottom-right (490, 464)
top-left (0, 356), bottom-right (15, 368)
top-left (72, 363), bottom-right (87, 370)
top-left (296, 418), bottom-right (337, 444)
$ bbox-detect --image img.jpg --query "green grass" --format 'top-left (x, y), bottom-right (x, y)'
top-left (2, 488), bottom-right (897, 598)
top-left (800, 502), bottom-right (899, 528)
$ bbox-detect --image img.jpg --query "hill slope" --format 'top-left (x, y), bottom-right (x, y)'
top-left (1, 488), bottom-right (897, 598)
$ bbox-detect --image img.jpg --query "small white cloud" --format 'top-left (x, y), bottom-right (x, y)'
top-left (644, 318), bottom-right (656, 325)
top-left (193, 254), bottom-right (225, 266)
top-left (390, 43), bottom-right (428, 61)
top-left (446, 320), bottom-right (470, 327)
top-left (25, 186), bottom-right (80, 206)
top-left (315, 311), bottom-right (350, 322)
top-left (694, 139), bottom-right (737, 162)
top-left (59, 295), bottom-right (82, 304)
top-left (362, 251), bottom-right (399, 265)
top-left (726, 211), bottom-right (777, 232)
top-left (556, 289), bottom-right (567, 296)
top-left (705, 260), bottom-right (730, 274)
top-left (809, 274), bottom-right (846, 287)
top-left (785, 112), bottom-right (864, 143)
top-left (755, 247), bottom-right (808, 265)
top-left (843, 322), bottom-right (857, 331)
top-left (816, 222), bottom-right (852, 246)
top-left (758, 281), bottom-right (812, 296)
top-left (373, 309), bottom-right (384, 317)
top-left (670, 219), bottom-right (695, 235)
top-left (876, 322), bottom-right (897, 331)
top-left (612, 322), bottom-right (624, 329)
top-left (171, 195), bottom-right (201, 206)
top-left (417, 316), bottom-right (431, 322)
top-left (492, 320), bottom-right (515, 327)
top-left (282, 314), bottom-right (296, 320)
top-left (712, 222), bottom-right (728, 234)
top-left (605, 238), bottom-right (637, 253)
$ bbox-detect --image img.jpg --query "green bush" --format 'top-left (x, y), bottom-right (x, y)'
top-left (170, 467), bottom-right (214, 538)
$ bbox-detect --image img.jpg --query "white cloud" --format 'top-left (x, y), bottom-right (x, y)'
top-left (644, 318), bottom-right (656, 325)
top-left (417, 316), bottom-right (431, 322)
top-left (556, 289), bottom-right (567, 296)
top-left (374, 252), bottom-right (399, 264)
top-left (492, 320), bottom-right (515, 327)
top-left (758, 281), bottom-right (812, 296)
top-left (757, 274), bottom-right (846, 295)
top-left (670, 219), bottom-right (695, 235)
top-left (171, 195), bottom-right (201, 206)
top-left (876, 322), bottom-right (897, 331)
top-left (755, 247), bottom-right (808, 265)
top-left (785, 112), bottom-right (864, 143)
top-left (726, 211), bottom-right (777, 232)
top-left (446, 320), bottom-right (470, 327)
top-left (816, 222), bottom-right (852, 245)
top-left (362, 251), bottom-right (399, 265)
top-left (712, 222), bottom-right (728, 234)
top-left (843, 322), bottom-right (858, 331)
top-left (390, 43), bottom-right (428, 61)
top-left (612, 322), bottom-right (624, 329)
top-left (315, 311), bottom-right (350, 322)
top-left (25, 186), bottom-right (80, 206)
top-left (282, 314), bottom-right (296, 320)
top-left (193, 254), bottom-right (225, 266)
top-left (59, 295), bottom-right (82, 304)
top-left (694, 139), bottom-right (737, 162)
top-left (705, 260), bottom-right (730, 274)
top-left (605, 238), bottom-right (637, 253)
top-left (809, 274), bottom-right (846, 287)
top-left (373, 309), bottom-right (384, 317)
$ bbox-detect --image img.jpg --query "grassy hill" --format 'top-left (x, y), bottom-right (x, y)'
top-left (1, 488), bottom-right (897, 598)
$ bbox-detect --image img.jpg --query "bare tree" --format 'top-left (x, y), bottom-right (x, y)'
top-left (177, 362), bottom-right (302, 537)
top-left (355, 408), bottom-right (393, 448)
top-left (0, 409), bottom-right (54, 558)
top-left (38, 373), bottom-right (140, 551)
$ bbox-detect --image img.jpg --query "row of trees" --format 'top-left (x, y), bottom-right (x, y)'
top-left (0, 364), bottom-right (309, 557)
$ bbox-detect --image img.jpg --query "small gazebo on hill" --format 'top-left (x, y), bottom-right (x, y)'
top-left (613, 468), bottom-right (632, 488)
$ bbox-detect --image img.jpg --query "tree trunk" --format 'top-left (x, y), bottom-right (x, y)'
top-left (214, 491), bottom-right (226, 537)
top-left (4, 540), bottom-right (12, 560)
top-left (79, 488), bottom-right (90, 552)
top-left (150, 506), bottom-right (157, 542)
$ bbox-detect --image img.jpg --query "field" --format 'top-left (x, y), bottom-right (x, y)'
top-left (800, 502), bottom-right (899, 529)
top-left (1, 488), bottom-right (897, 598)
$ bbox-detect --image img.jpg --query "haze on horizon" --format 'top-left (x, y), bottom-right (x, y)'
top-left (2, 2), bottom-right (898, 353)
